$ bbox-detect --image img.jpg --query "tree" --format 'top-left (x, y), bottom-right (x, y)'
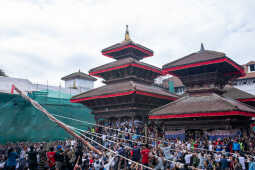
top-left (0, 69), bottom-right (7, 77)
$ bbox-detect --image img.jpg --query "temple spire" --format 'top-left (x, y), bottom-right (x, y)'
top-left (124, 25), bottom-right (131, 41)
top-left (200, 43), bottom-right (205, 52)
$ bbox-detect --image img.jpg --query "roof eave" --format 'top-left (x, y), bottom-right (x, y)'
top-left (163, 57), bottom-right (245, 76)
top-left (149, 110), bottom-right (255, 119)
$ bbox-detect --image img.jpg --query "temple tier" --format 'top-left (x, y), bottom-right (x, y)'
top-left (71, 26), bottom-right (178, 121)
top-left (150, 44), bottom-right (255, 131)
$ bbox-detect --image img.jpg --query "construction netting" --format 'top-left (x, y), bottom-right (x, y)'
top-left (0, 90), bottom-right (95, 144)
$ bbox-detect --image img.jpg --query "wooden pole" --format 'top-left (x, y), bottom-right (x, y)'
top-left (12, 85), bottom-right (102, 155)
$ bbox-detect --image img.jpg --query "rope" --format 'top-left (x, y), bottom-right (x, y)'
top-left (53, 113), bottom-right (255, 158)
top-left (75, 126), bottom-right (147, 146)
top-left (69, 126), bottom-right (198, 169)
top-left (52, 113), bottom-right (161, 141)
top-left (12, 85), bottom-right (102, 155)
top-left (71, 127), bottom-right (154, 170)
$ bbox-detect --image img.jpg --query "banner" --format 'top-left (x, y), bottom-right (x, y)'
top-left (205, 129), bottom-right (241, 140)
top-left (165, 129), bottom-right (185, 140)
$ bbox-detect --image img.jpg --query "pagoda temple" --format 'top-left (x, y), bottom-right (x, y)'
top-left (71, 26), bottom-right (178, 121)
top-left (149, 44), bottom-right (255, 131)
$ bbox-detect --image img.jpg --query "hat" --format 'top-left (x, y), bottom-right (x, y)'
top-left (57, 145), bottom-right (62, 150)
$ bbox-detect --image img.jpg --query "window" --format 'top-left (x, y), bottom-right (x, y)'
top-left (250, 64), bottom-right (255, 72)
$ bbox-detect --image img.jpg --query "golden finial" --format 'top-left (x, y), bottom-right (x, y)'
top-left (125, 25), bottom-right (131, 41)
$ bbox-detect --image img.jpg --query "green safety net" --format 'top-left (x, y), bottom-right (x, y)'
top-left (0, 91), bottom-right (95, 144)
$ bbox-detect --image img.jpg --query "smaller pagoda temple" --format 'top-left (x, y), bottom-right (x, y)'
top-left (149, 44), bottom-right (255, 131)
top-left (71, 26), bottom-right (178, 121)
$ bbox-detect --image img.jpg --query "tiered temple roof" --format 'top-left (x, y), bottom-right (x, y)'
top-left (71, 26), bottom-right (177, 120)
top-left (150, 44), bottom-right (255, 123)
top-left (163, 44), bottom-right (244, 76)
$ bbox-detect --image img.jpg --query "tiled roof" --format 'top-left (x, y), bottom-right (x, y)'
top-left (163, 50), bottom-right (226, 70)
top-left (223, 85), bottom-right (255, 100)
top-left (71, 81), bottom-right (178, 101)
top-left (102, 40), bottom-right (153, 54)
top-left (61, 71), bottom-right (97, 81)
top-left (89, 57), bottom-right (161, 74)
top-left (150, 93), bottom-right (255, 116)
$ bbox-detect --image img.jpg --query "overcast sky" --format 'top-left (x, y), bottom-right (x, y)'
top-left (0, 0), bottom-right (254, 87)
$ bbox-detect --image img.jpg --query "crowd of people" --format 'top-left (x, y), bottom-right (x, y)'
top-left (1, 121), bottom-right (255, 170)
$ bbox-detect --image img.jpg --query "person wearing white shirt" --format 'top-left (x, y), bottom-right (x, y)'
top-left (185, 153), bottom-right (192, 165)
top-left (102, 134), bottom-right (106, 142)
top-left (161, 146), bottom-right (172, 160)
top-left (238, 155), bottom-right (246, 170)
top-left (187, 142), bottom-right (191, 151)
top-left (154, 152), bottom-right (164, 170)
top-left (214, 152), bottom-right (221, 163)
top-left (209, 143), bottom-right (213, 151)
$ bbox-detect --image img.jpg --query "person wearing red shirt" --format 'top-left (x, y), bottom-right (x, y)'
top-left (141, 144), bottom-right (150, 166)
top-left (46, 147), bottom-right (56, 170)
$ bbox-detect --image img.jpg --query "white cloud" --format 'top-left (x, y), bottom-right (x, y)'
top-left (0, 0), bottom-right (254, 87)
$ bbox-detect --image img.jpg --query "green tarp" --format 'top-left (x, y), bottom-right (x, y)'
top-left (0, 91), bottom-right (94, 144)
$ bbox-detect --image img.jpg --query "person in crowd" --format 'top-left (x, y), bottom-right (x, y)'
top-left (0, 121), bottom-right (255, 170)
top-left (47, 147), bottom-right (56, 170)
top-left (154, 152), bottom-right (164, 170)
top-left (6, 148), bottom-right (18, 170)
top-left (220, 154), bottom-right (228, 170)
top-left (28, 146), bottom-right (38, 170)
top-left (232, 139), bottom-right (241, 152)
top-left (249, 157), bottom-right (255, 170)
top-left (55, 145), bottom-right (64, 170)
top-left (131, 143), bottom-right (141, 162)
top-left (38, 146), bottom-right (48, 170)
top-left (141, 144), bottom-right (150, 166)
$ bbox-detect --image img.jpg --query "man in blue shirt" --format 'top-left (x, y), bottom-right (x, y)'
top-left (220, 155), bottom-right (229, 170)
top-left (6, 147), bottom-right (18, 170)
top-left (232, 140), bottom-right (240, 152)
